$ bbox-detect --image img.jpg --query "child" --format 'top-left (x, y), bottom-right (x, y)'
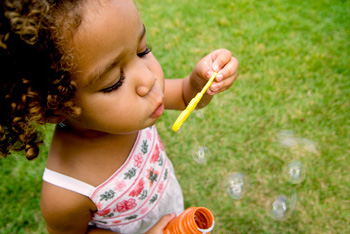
top-left (0, 0), bottom-right (238, 233)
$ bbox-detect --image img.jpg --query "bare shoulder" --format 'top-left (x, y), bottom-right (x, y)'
top-left (41, 181), bottom-right (97, 234)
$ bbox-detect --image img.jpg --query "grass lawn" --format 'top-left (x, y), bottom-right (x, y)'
top-left (1, 0), bottom-right (349, 233)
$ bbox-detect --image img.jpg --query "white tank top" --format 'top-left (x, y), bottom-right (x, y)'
top-left (43, 125), bottom-right (184, 234)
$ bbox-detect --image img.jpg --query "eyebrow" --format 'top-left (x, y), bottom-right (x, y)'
top-left (86, 24), bottom-right (146, 88)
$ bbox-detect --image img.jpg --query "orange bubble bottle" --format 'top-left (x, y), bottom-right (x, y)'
top-left (164, 207), bottom-right (215, 234)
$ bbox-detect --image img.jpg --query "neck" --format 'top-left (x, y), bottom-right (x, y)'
top-left (48, 125), bottom-right (139, 168)
top-left (47, 126), bottom-right (140, 187)
top-left (55, 124), bottom-right (139, 146)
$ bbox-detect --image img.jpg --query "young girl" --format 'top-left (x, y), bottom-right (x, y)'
top-left (0, 0), bottom-right (238, 233)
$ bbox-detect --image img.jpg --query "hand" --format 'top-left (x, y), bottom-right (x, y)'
top-left (144, 213), bottom-right (176, 234)
top-left (190, 48), bottom-right (239, 95)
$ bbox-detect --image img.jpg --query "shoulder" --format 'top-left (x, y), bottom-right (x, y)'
top-left (41, 181), bottom-right (97, 234)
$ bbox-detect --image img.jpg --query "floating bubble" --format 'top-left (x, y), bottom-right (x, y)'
top-left (225, 172), bottom-right (248, 200)
top-left (277, 130), bottom-right (298, 148)
top-left (283, 160), bottom-right (306, 184)
top-left (299, 138), bottom-right (319, 154)
top-left (194, 109), bottom-right (205, 119)
top-left (266, 194), bottom-right (292, 220)
top-left (277, 130), bottom-right (319, 154)
top-left (290, 190), bottom-right (298, 212)
top-left (191, 146), bottom-right (210, 164)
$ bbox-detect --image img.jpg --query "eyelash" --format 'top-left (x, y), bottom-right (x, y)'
top-left (101, 46), bottom-right (152, 93)
top-left (137, 45), bottom-right (152, 57)
top-left (101, 71), bottom-right (125, 93)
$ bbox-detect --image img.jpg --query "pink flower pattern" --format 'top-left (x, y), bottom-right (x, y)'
top-left (146, 130), bottom-right (152, 140)
top-left (140, 207), bottom-right (148, 215)
top-left (134, 153), bottom-right (143, 168)
top-left (96, 208), bottom-right (111, 217)
top-left (146, 167), bottom-right (159, 187)
top-left (96, 202), bottom-right (103, 210)
top-left (129, 178), bottom-right (144, 197)
top-left (115, 180), bottom-right (126, 192)
top-left (150, 145), bottom-right (160, 163)
top-left (115, 198), bottom-right (137, 213)
top-left (90, 126), bottom-right (171, 227)
top-left (157, 181), bottom-right (164, 193)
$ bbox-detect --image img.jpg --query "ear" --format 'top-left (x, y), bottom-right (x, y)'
top-left (46, 114), bottom-right (65, 124)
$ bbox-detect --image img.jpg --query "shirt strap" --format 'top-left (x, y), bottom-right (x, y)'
top-left (43, 168), bottom-right (96, 197)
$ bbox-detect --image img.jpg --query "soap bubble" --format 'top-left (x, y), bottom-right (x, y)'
top-left (277, 130), bottom-right (319, 154)
top-left (299, 138), bottom-right (319, 154)
top-left (283, 160), bottom-right (306, 184)
top-left (225, 172), bottom-right (248, 200)
top-left (290, 190), bottom-right (298, 211)
top-left (266, 194), bottom-right (292, 220)
top-left (277, 130), bottom-right (298, 148)
top-left (194, 109), bottom-right (205, 119)
top-left (192, 146), bottom-right (210, 164)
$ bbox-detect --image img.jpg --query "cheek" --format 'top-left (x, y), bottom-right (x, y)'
top-left (147, 54), bottom-right (164, 77)
top-left (80, 97), bottom-right (131, 126)
top-left (150, 57), bottom-right (165, 89)
top-left (77, 94), bottom-right (118, 117)
top-left (156, 62), bottom-right (164, 79)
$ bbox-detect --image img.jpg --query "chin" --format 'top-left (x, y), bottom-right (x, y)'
top-left (145, 118), bottom-right (159, 128)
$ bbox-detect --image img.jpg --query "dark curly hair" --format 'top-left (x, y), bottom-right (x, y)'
top-left (0, 0), bottom-right (85, 160)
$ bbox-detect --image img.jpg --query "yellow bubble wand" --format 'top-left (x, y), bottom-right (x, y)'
top-left (172, 72), bottom-right (218, 132)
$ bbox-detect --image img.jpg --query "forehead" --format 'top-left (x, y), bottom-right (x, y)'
top-left (71, 0), bottom-right (142, 80)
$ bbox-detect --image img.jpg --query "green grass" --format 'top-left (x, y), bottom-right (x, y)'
top-left (1, 0), bottom-right (349, 233)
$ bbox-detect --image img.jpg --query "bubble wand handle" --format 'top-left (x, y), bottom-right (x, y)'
top-left (171, 72), bottom-right (217, 132)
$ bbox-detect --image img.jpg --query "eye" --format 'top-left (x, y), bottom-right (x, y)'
top-left (101, 72), bottom-right (125, 93)
top-left (137, 45), bottom-right (152, 58)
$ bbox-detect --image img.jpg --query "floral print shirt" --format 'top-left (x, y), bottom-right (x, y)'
top-left (43, 125), bottom-right (184, 234)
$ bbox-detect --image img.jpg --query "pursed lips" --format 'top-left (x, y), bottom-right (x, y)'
top-left (147, 79), bottom-right (164, 117)
top-left (150, 91), bottom-right (164, 118)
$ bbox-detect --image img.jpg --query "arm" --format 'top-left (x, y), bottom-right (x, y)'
top-left (164, 48), bottom-right (239, 110)
top-left (41, 182), bottom-right (175, 234)
top-left (41, 182), bottom-right (109, 234)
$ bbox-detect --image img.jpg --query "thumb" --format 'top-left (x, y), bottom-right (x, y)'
top-left (156, 213), bottom-right (176, 230)
top-left (211, 49), bottom-right (232, 72)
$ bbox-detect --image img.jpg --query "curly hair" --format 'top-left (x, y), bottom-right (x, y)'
top-left (0, 0), bottom-right (84, 160)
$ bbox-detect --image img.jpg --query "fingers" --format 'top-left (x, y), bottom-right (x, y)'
top-left (192, 48), bottom-right (239, 95)
top-left (156, 213), bottom-right (176, 229)
top-left (211, 48), bottom-right (233, 72)
top-left (216, 56), bottom-right (239, 81)
top-left (208, 53), bottom-right (239, 95)
top-left (144, 213), bottom-right (176, 234)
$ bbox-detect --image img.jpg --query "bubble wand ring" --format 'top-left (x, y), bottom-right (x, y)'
top-left (172, 72), bottom-right (218, 132)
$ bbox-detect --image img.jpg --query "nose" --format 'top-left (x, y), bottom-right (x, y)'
top-left (136, 75), bottom-right (157, 97)
top-left (135, 69), bottom-right (157, 97)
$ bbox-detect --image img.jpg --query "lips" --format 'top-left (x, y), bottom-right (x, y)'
top-left (151, 102), bottom-right (164, 118)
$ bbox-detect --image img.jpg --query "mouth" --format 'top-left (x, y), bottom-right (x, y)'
top-left (151, 102), bottom-right (164, 118)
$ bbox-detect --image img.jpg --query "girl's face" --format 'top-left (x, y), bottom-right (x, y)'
top-left (64, 0), bottom-right (165, 136)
